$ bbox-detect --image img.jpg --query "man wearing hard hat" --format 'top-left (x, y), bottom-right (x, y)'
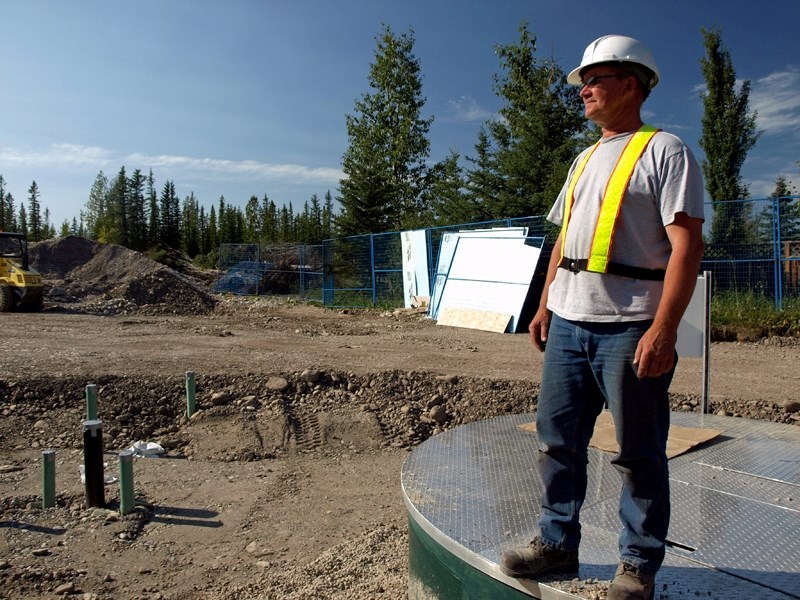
top-left (501, 35), bottom-right (705, 599)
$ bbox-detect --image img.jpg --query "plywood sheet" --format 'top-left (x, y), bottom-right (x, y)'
top-left (437, 307), bottom-right (512, 333)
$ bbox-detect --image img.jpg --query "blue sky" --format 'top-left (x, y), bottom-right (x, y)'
top-left (1, 0), bottom-right (799, 229)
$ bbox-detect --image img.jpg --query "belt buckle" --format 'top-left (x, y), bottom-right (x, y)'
top-left (568, 260), bottom-right (579, 273)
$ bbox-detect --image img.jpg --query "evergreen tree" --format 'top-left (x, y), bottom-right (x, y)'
top-left (308, 193), bottom-right (323, 243)
top-left (467, 22), bottom-right (588, 219)
top-left (0, 175), bottom-right (7, 231)
top-left (773, 176), bottom-right (800, 241)
top-left (127, 169), bottom-right (148, 251)
top-left (85, 171), bottom-right (110, 241)
top-left (106, 167), bottom-right (129, 246)
top-left (146, 170), bottom-right (159, 248)
top-left (42, 207), bottom-right (55, 239)
top-left (207, 205), bottom-right (218, 253)
top-left (244, 195), bottom-right (260, 243)
top-left (322, 190), bottom-right (335, 240)
top-left (18, 205), bottom-right (27, 236)
top-left (198, 206), bottom-right (209, 255)
top-left (279, 205), bottom-right (291, 242)
top-left (338, 25), bottom-right (433, 236)
top-left (181, 193), bottom-right (200, 257)
top-left (699, 27), bottom-right (761, 245)
top-left (217, 196), bottom-right (230, 244)
top-left (261, 196), bottom-right (278, 244)
top-left (27, 181), bottom-right (42, 241)
top-left (425, 149), bottom-right (475, 225)
top-left (464, 128), bottom-right (501, 221)
top-left (158, 180), bottom-right (181, 248)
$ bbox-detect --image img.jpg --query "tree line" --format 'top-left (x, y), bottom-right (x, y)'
top-left (2, 23), bottom-right (797, 264)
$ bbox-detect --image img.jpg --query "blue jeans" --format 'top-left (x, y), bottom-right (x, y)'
top-left (536, 313), bottom-right (673, 574)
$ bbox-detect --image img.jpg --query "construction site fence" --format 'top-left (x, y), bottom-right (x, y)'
top-left (212, 196), bottom-right (800, 311)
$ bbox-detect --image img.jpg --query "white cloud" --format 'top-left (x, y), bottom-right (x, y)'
top-left (0, 143), bottom-right (114, 169)
top-left (0, 143), bottom-right (344, 184)
top-left (750, 67), bottom-right (800, 135)
top-left (126, 153), bottom-right (344, 184)
top-left (446, 95), bottom-right (494, 122)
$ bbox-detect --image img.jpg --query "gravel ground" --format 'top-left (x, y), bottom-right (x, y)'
top-left (0, 237), bottom-right (798, 600)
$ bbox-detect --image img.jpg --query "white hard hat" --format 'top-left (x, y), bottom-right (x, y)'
top-left (567, 35), bottom-right (660, 90)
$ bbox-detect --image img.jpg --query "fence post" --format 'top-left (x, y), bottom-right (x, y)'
top-left (370, 234), bottom-right (377, 305)
top-left (772, 196), bottom-right (782, 311)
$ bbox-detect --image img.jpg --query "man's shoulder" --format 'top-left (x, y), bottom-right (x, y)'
top-left (650, 128), bottom-right (689, 149)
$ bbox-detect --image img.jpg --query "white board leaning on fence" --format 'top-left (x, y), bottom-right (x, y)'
top-left (401, 229), bottom-right (431, 309)
top-left (432, 231), bottom-right (543, 333)
top-left (429, 228), bottom-right (530, 323)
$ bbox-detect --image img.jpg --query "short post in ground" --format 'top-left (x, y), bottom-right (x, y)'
top-left (42, 450), bottom-right (56, 508)
top-left (85, 384), bottom-right (98, 421)
top-left (83, 419), bottom-right (105, 508)
top-left (118, 450), bottom-right (135, 515)
top-left (186, 371), bottom-right (196, 418)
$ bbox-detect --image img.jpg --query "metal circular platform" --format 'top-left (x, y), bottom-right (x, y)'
top-left (401, 412), bottom-right (800, 599)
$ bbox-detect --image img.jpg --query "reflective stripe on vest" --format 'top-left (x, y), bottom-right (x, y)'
top-left (559, 124), bottom-right (660, 273)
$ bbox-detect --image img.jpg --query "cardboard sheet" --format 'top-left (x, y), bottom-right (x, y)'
top-left (518, 411), bottom-right (723, 459)
top-left (437, 307), bottom-right (512, 333)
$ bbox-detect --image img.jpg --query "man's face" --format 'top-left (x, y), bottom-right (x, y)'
top-left (579, 67), bottom-right (633, 126)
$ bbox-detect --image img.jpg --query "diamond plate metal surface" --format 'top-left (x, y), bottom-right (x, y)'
top-left (402, 412), bottom-right (800, 599)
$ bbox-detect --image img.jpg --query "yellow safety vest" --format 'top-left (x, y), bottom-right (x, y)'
top-left (559, 124), bottom-right (660, 274)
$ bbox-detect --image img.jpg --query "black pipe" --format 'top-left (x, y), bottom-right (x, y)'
top-left (83, 419), bottom-right (105, 508)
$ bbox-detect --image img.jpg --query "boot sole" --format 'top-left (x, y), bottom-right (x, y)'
top-left (500, 558), bottom-right (579, 579)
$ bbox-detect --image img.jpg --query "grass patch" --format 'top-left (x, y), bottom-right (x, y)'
top-left (711, 291), bottom-right (800, 341)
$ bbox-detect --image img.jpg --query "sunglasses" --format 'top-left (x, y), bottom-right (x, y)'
top-left (581, 74), bottom-right (626, 88)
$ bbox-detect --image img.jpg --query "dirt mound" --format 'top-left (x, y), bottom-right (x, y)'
top-left (30, 236), bottom-right (217, 315)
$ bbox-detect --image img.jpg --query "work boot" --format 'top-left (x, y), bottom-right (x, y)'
top-left (607, 562), bottom-right (656, 600)
top-left (500, 537), bottom-right (579, 579)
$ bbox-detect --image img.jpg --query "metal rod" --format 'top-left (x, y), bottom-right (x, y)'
top-left (83, 419), bottom-right (105, 508)
top-left (42, 450), bottom-right (56, 509)
top-left (702, 270), bottom-right (713, 414)
top-left (85, 384), bottom-right (98, 421)
top-left (118, 450), bottom-right (134, 515)
top-left (186, 371), bottom-right (196, 417)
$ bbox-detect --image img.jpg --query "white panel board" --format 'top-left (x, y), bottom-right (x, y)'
top-left (676, 274), bottom-right (707, 358)
top-left (429, 228), bottom-right (528, 320)
top-left (436, 236), bottom-right (542, 333)
top-left (401, 229), bottom-right (430, 309)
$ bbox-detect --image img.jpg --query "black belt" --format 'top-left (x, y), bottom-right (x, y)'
top-left (558, 257), bottom-right (666, 281)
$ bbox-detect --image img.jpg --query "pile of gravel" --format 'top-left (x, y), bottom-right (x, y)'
top-left (30, 236), bottom-right (217, 315)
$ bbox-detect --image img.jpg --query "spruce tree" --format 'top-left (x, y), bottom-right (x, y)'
top-left (338, 25), bottom-right (433, 236)
top-left (85, 171), bottom-right (109, 241)
top-left (27, 181), bottom-right (42, 241)
top-left (127, 169), bottom-right (148, 251)
top-left (146, 170), bottom-right (159, 248)
top-left (467, 22), bottom-right (588, 219)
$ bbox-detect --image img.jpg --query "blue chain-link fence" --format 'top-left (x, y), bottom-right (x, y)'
top-left (213, 196), bottom-right (800, 311)
top-left (213, 243), bottom-right (323, 300)
top-left (703, 196), bottom-right (799, 310)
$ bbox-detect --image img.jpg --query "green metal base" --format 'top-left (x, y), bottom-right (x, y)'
top-left (408, 515), bottom-right (532, 600)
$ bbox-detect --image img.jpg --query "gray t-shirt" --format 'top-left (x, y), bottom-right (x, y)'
top-left (546, 129), bottom-right (705, 322)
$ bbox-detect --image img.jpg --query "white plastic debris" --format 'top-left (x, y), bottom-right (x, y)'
top-left (126, 441), bottom-right (165, 458)
top-left (79, 463), bottom-right (117, 484)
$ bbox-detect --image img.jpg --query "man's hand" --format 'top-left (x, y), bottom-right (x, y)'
top-left (529, 306), bottom-right (551, 353)
top-left (633, 324), bottom-right (676, 378)
top-left (634, 212), bottom-right (704, 378)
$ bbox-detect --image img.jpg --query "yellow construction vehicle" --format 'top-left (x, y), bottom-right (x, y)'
top-left (0, 232), bottom-right (44, 311)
